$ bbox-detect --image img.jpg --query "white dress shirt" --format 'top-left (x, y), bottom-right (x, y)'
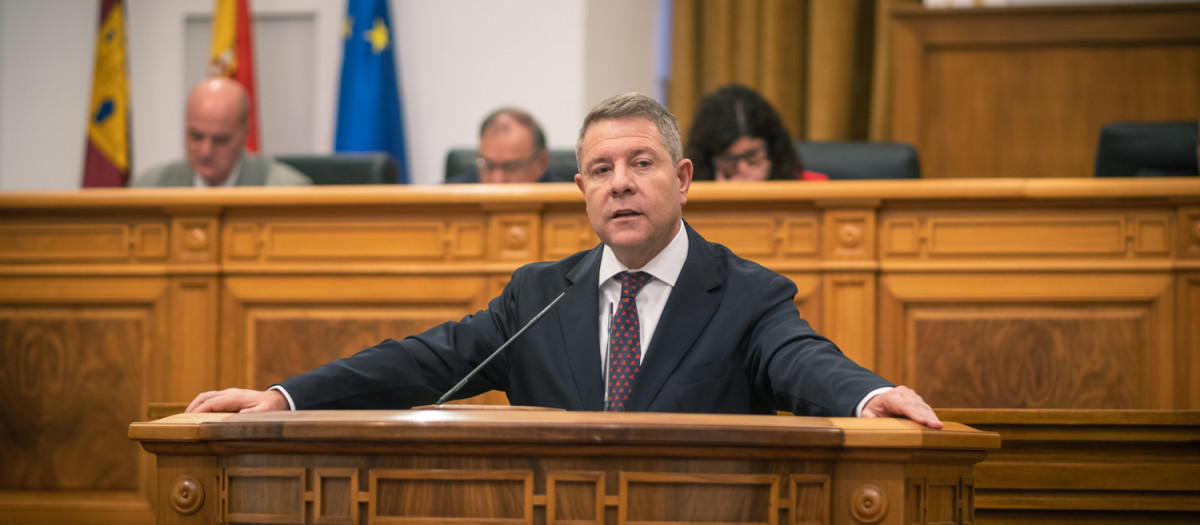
top-left (596, 220), bottom-right (689, 365)
top-left (193, 158), bottom-right (242, 187)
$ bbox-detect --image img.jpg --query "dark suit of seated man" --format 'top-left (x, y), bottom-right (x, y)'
top-left (445, 107), bottom-right (563, 184)
top-left (131, 77), bottom-right (311, 188)
top-left (186, 93), bottom-right (942, 428)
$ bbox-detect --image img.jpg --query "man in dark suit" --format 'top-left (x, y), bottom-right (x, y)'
top-left (187, 93), bottom-right (940, 428)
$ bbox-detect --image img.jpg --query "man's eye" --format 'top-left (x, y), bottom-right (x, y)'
top-left (634, 160), bottom-right (652, 169)
top-left (591, 166), bottom-right (610, 176)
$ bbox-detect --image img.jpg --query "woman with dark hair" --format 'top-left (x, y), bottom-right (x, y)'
top-left (686, 84), bottom-right (827, 182)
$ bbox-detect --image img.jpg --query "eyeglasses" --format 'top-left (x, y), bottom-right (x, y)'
top-left (713, 146), bottom-right (768, 174)
top-left (475, 153), bottom-right (541, 176)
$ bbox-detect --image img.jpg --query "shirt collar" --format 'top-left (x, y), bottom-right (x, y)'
top-left (194, 155), bottom-right (243, 188)
top-left (598, 220), bottom-right (688, 287)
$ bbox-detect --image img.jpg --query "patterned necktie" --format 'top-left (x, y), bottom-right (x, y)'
top-left (607, 271), bottom-right (651, 411)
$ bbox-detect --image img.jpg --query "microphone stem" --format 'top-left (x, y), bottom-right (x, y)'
top-left (436, 291), bottom-right (566, 405)
top-left (603, 302), bottom-right (614, 411)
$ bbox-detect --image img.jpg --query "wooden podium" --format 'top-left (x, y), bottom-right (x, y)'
top-left (129, 410), bottom-right (998, 525)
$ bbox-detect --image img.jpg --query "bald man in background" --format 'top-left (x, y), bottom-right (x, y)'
top-left (132, 77), bottom-right (311, 187)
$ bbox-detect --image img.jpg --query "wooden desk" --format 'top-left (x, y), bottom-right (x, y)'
top-left (938, 409), bottom-right (1200, 524)
top-left (129, 410), bottom-right (997, 525)
top-left (2, 178), bottom-right (1199, 523)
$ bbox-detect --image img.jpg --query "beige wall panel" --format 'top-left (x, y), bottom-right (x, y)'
top-left (879, 273), bottom-right (1173, 409)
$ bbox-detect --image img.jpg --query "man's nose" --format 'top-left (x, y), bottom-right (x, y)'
top-left (609, 164), bottom-right (635, 194)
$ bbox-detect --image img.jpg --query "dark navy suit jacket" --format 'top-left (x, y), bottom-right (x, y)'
top-left (279, 223), bottom-right (891, 416)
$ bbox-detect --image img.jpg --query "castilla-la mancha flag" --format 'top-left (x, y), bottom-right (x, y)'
top-left (209, 0), bottom-right (259, 151)
top-left (82, 0), bottom-right (131, 188)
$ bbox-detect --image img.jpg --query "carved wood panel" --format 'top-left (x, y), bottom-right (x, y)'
top-left (911, 307), bottom-right (1149, 409)
top-left (196, 462), bottom-right (844, 525)
top-left (0, 309), bottom-right (146, 490)
top-left (222, 275), bottom-right (494, 391)
top-left (881, 210), bottom-right (1175, 262)
top-left (252, 316), bottom-right (452, 388)
top-left (223, 208), bottom-right (491, 264)
top-left (880, 273), bottom-right (1173, 409)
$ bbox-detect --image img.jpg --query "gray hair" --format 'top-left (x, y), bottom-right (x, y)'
top-left (479, 107), bottom-right (547, 153)
top-left (575, 92), bottom-right (683, 172)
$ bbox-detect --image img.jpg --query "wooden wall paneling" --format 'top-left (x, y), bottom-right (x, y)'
top-left (220, 275), bottom-right (493, 391)
top-left (542, 212), bottom-right (598, 261)
top-left (889, 3), bottom-right (1200, 178)
top-left (1181, 272), bottom-right (1200, 410)
top-left (221, 205), bottom-right (493, 268)
top-left (0, 276), bottom-right (166, 524)
top-left (783, 272), bottom-right (824, 338)
top-left (4, 181), bottom-right (1200, 523)
top-left (820, 206), bottom-right (878, 369)
top-left (166, 278), bottom-right (218, 404)
top-left (168, 211), bottom-right (219, 265)
top-left (938, 409), bottom-right (1200, 524)
top-left (488, 209), bottom-right (543, 263)
top-left (1180, 207), bottom-right (1200, 408)
top-left (878, 272), bottom-right (1173, 410)
top-left (823, 273), bottom-right (877, 372)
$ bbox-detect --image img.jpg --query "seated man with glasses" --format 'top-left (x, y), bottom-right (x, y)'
top-left (447, 108), bottom-right (562, 184)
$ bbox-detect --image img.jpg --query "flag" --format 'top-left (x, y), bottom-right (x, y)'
top-left (83, 0), bottom-right (131, 188)
top-left (336, 0), bottom-right (410, 183)
top-left (209, 0), bottom-right (259, 151)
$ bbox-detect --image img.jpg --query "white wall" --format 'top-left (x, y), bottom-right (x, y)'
top-left (0, 0), bottom-right (663, 189)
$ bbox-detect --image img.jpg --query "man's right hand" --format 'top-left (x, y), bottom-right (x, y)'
top-left (185, 388), bottom-right (288, 413)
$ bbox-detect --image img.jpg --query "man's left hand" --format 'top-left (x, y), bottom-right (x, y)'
top-left (861, 385), bottom-right (943, 429)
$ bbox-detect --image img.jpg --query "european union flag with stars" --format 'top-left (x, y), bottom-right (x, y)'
top-left (335, 0), bottom-right (410, 183)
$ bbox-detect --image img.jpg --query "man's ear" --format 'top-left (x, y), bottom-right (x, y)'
top-left (676, 158), bottom-right (693, 203)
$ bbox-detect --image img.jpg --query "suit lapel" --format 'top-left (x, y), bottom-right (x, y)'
top-left (236, 152), bottom-right (269, 186)
top-left (627, 224), bottom-right (723, 411)
top-left (560, 246), bottom-right (606, 410)
top-left (164, 162), bottom-right (193, 186)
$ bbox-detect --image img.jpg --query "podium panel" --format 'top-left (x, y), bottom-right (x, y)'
top-left (130, 410), bottom-right (997, 525)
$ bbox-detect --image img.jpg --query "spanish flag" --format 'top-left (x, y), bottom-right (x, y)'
top-left (209, 0), bottom-right (259, 152)
top-left (82, 0), bottom-right (131, 188)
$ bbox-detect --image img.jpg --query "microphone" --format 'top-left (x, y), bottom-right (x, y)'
top-left (435, 291), bottom-right (567, 405)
